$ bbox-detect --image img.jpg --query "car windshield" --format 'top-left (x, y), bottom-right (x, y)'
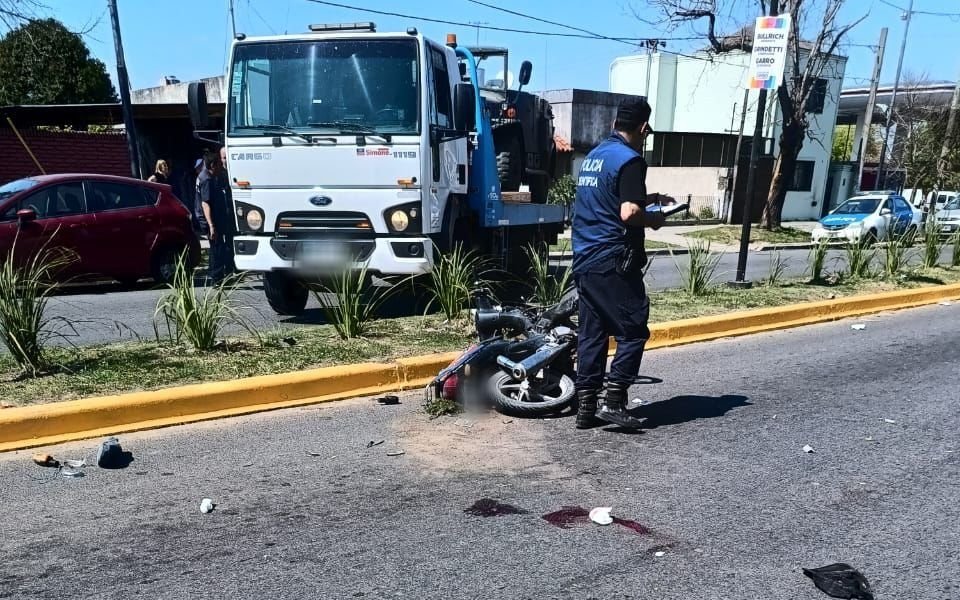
top-left (0, 178), bottom-right (38, 201)
top-left (944, 197), bottom-right (960, 211)
top-left (833, 198), bottom-right (880, 214)
top-left (228, 39), bottom-right (420, 136)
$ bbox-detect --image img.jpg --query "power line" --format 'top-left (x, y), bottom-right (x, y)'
top-left (303, 0), bottom-right (698, 43)
top-left (465, 0), bottom-right (702, 45)
top-left (303, 0), bottom-right (753, 68)
top-left (877, 0), bottom-right (960, 18)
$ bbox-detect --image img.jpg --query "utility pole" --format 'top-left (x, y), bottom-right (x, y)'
top-left (876, 0), bottom-right (913, 190)
top-left (468, 21), bottom-right (488, 46)
top-left (642, 39), bottom-right (664, 99)
top-left (228, 0), bottom-right (237, 39)
top-left (732, 3), bottom-right (780, 287)
top-left (107, 0), bottom-right (142, 179)
top-left (857, 27), bottom-right (887, 191)
top-left (726, 89), bottom-right (750, 223)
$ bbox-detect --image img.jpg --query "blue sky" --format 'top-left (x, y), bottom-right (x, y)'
top-left (41, 0), bottom-right (960, 93)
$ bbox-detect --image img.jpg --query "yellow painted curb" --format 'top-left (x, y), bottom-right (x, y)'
top-left (2, 283), bottom-right (959, 452)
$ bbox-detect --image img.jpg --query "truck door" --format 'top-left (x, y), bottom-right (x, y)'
top-left (426, 43), bottom-right (468, 235)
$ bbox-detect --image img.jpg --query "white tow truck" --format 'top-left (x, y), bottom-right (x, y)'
top-left (188, 22), bottom-right (565, 315)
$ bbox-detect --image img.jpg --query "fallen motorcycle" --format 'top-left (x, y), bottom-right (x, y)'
top-left (426, 286), bottom-right (578, 417)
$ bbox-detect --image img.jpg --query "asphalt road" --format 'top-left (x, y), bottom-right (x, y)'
top-left (2, 305), bottom-right (958, 599)
top-left (47, 247), bottom-right (827, 347)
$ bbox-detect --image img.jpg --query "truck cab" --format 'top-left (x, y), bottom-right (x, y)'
top-left (189, 23), bottom-right (563, 315)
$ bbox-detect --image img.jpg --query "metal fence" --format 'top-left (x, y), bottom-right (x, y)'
top-left (651, 194), bottom-right (725, 224)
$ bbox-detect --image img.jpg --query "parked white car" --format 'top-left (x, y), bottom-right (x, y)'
top-left (812, 192), bottom-right (920, 243)
top-left (935, 195), bottom-right (960, 237)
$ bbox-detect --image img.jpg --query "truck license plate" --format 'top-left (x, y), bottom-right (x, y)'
top-left (296, 241), bottom-right (350, 270)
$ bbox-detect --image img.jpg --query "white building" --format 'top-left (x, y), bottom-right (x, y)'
top-left (610, 48), bottom-right (846, 221)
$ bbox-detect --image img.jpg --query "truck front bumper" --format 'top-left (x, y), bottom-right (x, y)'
top-left (233, 235), bottom-right (434, 277)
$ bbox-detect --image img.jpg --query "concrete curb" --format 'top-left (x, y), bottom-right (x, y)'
top-left (549, 247), bottom-right (688, 260)
top-left (3, 283), bottom-right (960, 452)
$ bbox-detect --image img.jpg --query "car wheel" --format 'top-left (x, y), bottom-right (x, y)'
top-left (151, 246), bottom-right (187, 285)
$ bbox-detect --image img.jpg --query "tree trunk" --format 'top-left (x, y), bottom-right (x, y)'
top-left (762, 120), bottom-right (804, 229)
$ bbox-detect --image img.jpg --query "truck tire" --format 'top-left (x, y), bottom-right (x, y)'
top-left (264, 271), bottom-right (309, 316)
top-left (497, 136), bottom-right (523, 192)
top-left (530, 174), bottom-right (550, 204)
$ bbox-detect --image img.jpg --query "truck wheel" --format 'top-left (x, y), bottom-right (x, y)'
top-left (530, 175), bottom-right (550, 204)
top-left (497, 137), bottom-right (523, 192)
top-left (263, 271), bottom-right (309, 316)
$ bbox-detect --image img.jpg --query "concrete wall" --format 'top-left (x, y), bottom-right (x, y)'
top-left (542, 89), bottom-right (645, 152)
top-left (0, 129), bottom-right (130, 184)
top-left (132, 76), bottom-right (226, 105)
top-left (646, 166), bottom-right (726, 210)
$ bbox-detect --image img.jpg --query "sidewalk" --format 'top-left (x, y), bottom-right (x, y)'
top-left (555, 221), bottom-right (820, 256)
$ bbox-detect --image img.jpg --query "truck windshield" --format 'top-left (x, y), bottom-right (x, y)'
top-left (229, 39), bottom-right (419, 137)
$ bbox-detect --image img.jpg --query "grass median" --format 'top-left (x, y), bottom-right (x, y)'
top-left (685, 225), bottom-right (811, 245)
top-left (3, 267), bottom-right (959, 407)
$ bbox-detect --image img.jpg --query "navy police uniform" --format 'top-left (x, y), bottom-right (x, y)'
top-left (572, 115), bottom-right (654, 429)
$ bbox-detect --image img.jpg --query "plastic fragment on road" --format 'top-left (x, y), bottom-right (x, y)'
top-left (375, 395), bottom-right (400, 405)
top-left (654, 551), bottom-right (666, 557)
top-left (200, 498), bottom-right (215, 514)
top-left (62, 459), bottom-right (86, 469)
top-left (939, 301), bottom-right (953, 306)
top-left (865, 436), bottom-right (874, 442)
top-left (386, 450), bottom-right (406, 457)
top-left (803, 445), bottom-right (815, 453)
top-left (589, 507), bottom-right (613, 526)
top-left (883, 418), bottom-right (896, 424)
top-left (366, 440), bottom-right (384, 449)
top-left (802, 563), bottom-right (874, 600)
top-left (851, 324), bottom-right (866, 331)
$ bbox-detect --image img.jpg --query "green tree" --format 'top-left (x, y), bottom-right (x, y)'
top-left (0, 18), bottom-right (117, 105)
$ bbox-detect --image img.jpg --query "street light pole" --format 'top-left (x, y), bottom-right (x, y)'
top-left (107, 0), bottom-right (142, 179)
top-left (876, 0), bottom-right (914, 190)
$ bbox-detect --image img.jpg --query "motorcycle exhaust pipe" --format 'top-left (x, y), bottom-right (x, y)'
top-left (497, 342), bottom-right (568, 381)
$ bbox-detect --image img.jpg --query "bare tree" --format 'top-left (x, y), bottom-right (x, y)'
top-left (883, 74), bottom-right (960, 194)
top-left (0, 0), bottom-right (45, 30)
top-left (642, 0), bottom-right (863, 229)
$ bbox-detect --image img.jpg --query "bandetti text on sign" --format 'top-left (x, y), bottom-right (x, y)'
top-left (746, 15), bottom-right (792, 89)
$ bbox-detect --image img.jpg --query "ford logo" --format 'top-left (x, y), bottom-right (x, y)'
top-left (309, 195), bottom-right (333, 207)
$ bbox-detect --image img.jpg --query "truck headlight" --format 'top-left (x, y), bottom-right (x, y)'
top-left (246, 209), bottom-right (264, 231)
top-left (390, 209), bottom-right (410, 232)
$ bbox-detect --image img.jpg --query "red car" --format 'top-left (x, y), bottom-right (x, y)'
top-left (0, 174), bottom-right (200, 285)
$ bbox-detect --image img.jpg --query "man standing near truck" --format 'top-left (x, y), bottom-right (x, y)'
top-left (571, 98), bottom-right (664, 430)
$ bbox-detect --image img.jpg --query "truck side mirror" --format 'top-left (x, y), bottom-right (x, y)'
top-left (454, 83), bottom-right (476, 132)
top-left (188, 82), bottom-right (209, 129)
top-left (518, 61), bottom-right (532, 87)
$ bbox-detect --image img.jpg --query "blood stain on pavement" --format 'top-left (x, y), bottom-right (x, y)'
top-left (542, 506), bottom-right (650, 534)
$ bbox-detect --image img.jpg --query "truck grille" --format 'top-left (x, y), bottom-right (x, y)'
top-left (275, 211), bottom-right (372, 238)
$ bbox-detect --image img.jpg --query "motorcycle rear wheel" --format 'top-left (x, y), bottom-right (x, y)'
top-left (488, 369), bottom-right (575, 417)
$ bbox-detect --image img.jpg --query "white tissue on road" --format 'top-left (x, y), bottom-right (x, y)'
top-left (851, 324), bottom-right (867, 331)
top-left (589, 507), bottom-right (613, 525)
top-left (883, 418), bottom-right (897, 424)
top-left (803, 445), bottom-right (815, 453)
top-left (200, 498), bottom-right (215, 513)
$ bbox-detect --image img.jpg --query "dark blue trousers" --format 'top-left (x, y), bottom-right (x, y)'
top-left (575, 270), bottom-right (650, 391)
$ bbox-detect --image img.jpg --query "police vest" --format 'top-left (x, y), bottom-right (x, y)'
top-left (572, 132), bottom-right (645, 273)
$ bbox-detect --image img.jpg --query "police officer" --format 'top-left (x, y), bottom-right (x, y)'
top-left (571, 98), bottom-right (664, 429)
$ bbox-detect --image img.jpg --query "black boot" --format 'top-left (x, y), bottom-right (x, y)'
top-left (596, 381), bottom-right (644, 429)
top-left (575, 389), bottom-right (600, 429)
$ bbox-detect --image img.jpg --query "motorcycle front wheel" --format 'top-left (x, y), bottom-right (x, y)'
top-left (488, 369), bottom-right (576, 418)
